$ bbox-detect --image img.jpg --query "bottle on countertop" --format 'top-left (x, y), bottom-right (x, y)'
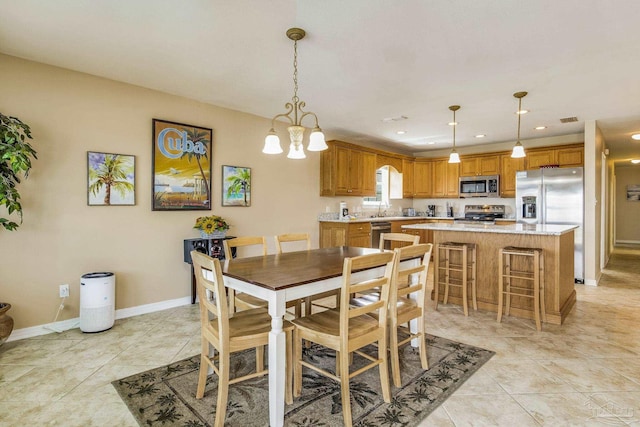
top-left (340, 201), bottom-right (349, 220)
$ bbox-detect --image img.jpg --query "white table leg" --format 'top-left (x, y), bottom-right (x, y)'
top-left (268, 293), bottom-right (287, 427)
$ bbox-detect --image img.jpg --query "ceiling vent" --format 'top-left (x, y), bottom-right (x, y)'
top-left (559, 116), bottom-right (578, 123)
top-left (382, 115), bottom-right (408, 123)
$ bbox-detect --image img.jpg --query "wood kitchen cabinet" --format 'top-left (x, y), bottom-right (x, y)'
top-left (525, 144), bottom-right (583, 169)
top-left (460, 155), bottom-right (500, 176)
top-left (320, 141), bottom-right (377, 197)
top-left (319, 222), bottom-right (371, 248)
top-left (432, 159), bottom-right (459, 197)
top-left (414, 161), bottom-right (433, 197)
top-left (500, 154), bottom-right (525, 197)
top-left (556, 146), bottom-right (583, 167)
top-left (402, 159), bottom-right (415, 198)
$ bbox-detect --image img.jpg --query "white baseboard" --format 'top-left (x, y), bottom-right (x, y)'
top-left (7, 296), bottom-right (192, 342)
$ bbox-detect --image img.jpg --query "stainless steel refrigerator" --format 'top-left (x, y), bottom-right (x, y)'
top-left (515, 167), bottom-right (584, 283)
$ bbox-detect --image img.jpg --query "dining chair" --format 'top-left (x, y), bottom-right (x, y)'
top-left (274, 232), bottom-right (312, 253)
top-left (274, 232), bottom-right (339, 317)
top-left (190, 250), bottom-right (294, 426)
top-left (224, 236), bottom-right (302, 317)
top-left (291, 251), bottom-right (396, 427)
top-left (379, 232), bottom-right (420, 250)
top-left (351, 243), bottom-right (433, 387)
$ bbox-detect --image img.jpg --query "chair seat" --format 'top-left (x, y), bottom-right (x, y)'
top-left (350, 295), bottom-right (419, 319)
top-left (206, 308), bottom-right (293, 340)
top-left (292, 308), bottom-right (379, 337)
top-left (235, 292), bottom-right (268, 308)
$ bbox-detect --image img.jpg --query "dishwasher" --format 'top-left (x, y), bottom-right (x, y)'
top-left (370, 221), bottom-right (391, 249)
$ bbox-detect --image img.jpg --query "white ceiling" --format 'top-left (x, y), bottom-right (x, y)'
top-left (2, 0), bottom-right (640, 165)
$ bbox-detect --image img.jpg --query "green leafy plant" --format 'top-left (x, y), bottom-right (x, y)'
top-left (0, 113), bottom-right (37, 231)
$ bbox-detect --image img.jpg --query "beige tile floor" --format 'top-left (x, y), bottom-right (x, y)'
top-left (1, 246), bottom-right (639, 426)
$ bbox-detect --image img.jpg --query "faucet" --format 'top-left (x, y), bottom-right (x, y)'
top-left (377, 202), bottom-right (387, 217)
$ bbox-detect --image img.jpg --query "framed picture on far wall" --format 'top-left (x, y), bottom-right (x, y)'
top-left (152, 119), bottom-right (213, 211)
top-left (627, 184), bottom-right (640, 201)
top-left (222, 165), bottom-right (251, 207)
top-left (87, 151), bottom-right (135, 206)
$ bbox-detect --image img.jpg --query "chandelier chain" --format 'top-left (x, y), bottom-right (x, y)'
top-left (452, 109), bottom-right (456, 148)
top-left (292, 39), bottom-right (299, 103)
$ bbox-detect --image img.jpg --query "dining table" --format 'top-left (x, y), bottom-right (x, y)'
top-left (221, 246), bottom-right (388, 427)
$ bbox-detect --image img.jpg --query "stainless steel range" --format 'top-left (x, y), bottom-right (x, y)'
top-left (454, 205), bottom-right (505, 225)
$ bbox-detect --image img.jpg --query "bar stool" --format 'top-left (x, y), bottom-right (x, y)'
top-left (497, 246), bottom-right (546, 331)
top-left (434, 242), bottom-right (477, 316)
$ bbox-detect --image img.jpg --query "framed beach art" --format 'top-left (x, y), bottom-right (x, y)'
top-left (152, 119), bottom-right (213, 211)
top-left (627, 184), bottom-right (640, 201)
top-left (222, 165), bottom-right (251, 207)
top-left (87, 151), bottom-right (135, 206)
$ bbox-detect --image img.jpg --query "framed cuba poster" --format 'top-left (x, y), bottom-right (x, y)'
top-left (152, 119), bottom-right (213, 211)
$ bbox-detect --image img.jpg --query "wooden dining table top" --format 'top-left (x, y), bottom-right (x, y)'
top-left (222, 246), bottom-right (381, 291)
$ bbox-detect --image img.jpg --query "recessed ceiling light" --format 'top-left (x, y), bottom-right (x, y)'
top-left (631, 159), bottom-right (640, 164)
top-left (516, 110), bottom-right (529, 115)
top-left (632, 133), bottom-right (640, 140)
top-left (535, 126), bottom-right (547, 130)
top-left (475, 134), bottom-right (486, 138)
top-left (396, 130), bottom-right (406, 135)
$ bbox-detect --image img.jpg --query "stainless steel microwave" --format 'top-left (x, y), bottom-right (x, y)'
top-left (459, 175), bottom-right (500, 198)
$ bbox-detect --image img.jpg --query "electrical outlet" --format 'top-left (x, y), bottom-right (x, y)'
top-left (59, 284), bottom-right (70, 298)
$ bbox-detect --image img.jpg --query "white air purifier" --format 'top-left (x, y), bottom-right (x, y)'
top-left (80, 272), bottom-right (115, 332)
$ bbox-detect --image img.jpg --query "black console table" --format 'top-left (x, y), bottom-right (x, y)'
top-left (183, 236), bottom-right (236, 304)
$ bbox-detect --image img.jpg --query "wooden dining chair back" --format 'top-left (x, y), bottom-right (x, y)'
top-left (274, 233), bottom-right (311, 253)
top-left (224, 235), bottom-right (302, 317)
top-left (379, 232), bottom-right (420, 250)
top-left (291, 251), bottom-right (396, 427)
top-left (275, 233), bottom-right (335, 317)
top-left (388, 243), bottom-right (433, 386)
top-left (190, 250), bottom-right (294, 426)
top-left (223, 235), bottom-right (267, 260)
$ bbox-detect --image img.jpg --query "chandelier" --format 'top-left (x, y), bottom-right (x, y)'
top-left (448, 105), bottom-right (461, 163)
top-left (262, 28), bottom-right (327, 159)
top-left (511, 91), bottom-right (528, 158)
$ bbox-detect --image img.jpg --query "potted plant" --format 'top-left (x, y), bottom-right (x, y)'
top-left (0, 112), bottom-right (37, 231)
top-left (194, 214), bottom-right (230, 238)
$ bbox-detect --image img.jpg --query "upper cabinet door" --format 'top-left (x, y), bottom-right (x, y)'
top-left (402, 159), bottom-right (415, 198)
top-left (414, 161), bottom-right (433, 197)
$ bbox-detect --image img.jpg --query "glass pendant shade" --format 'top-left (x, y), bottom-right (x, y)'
top-left (511, 141), bottom-right (526, 158)
top-left (448, 149), bottom-right (461, 163)
top-left (263, 129), bottom-right (283, 154)
top-left (287, 143), bottom-right (306, 159)
top-left (307, 127), bottom-right (328, 151)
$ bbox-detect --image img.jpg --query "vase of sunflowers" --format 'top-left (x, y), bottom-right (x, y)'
top-left (194, 215), bottom-right (230, 239)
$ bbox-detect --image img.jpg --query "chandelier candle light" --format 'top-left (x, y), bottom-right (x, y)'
top-left (511, 91), bottom-right (528, 158)
top-left (263, 28), bottom-right (327, 159)
top-left (448, 105), bottom-right (461, 164)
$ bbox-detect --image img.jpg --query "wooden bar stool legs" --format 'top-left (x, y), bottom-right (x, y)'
top-left (434, 242), bottom-right (477, 316)
top-left (498, 246), bottom-right (546, 331)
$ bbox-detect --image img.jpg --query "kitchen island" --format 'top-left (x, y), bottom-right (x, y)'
top-left (402, 222), bottom-right (577, 325)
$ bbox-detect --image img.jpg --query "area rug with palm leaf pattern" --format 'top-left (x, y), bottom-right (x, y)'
top-left (112, 334), bottom-right (493, 426)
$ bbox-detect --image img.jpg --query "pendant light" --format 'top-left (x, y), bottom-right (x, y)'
top-left (448, 105), bottom-right (461, 164)
top-left (511, 91), bottom-right (528, 158)
top-left (262, 28), bottom-right (327, 159)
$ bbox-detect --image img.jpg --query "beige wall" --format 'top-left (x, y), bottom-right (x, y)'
top-left (615, 166), bottom-right (640, 243)
top-left (0, 54), bottom-right (341, 329)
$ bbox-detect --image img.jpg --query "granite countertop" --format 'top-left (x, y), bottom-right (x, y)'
top-left (401, 222), bottom-right (578, 236)
top-left (318, 216), bottom-right (516, 223)
top-left (319, 216), bottom-right (455, 223)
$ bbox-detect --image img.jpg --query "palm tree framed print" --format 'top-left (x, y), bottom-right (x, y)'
top-left (222, 165), bottom-right (251, 207)
top-left (87, 152), bottom-right (135, 206)
top-left (152, 119), bottom-right (212, 211)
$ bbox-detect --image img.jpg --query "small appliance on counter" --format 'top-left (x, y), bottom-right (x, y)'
top-left (403, 207), bottom-right (416, 217)
top-left (339, 201), bottom-right (349, 220)
top-left (459, 175), bottom-right (500, 198)
top-left (426, 205), bottom-right (436, 217)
